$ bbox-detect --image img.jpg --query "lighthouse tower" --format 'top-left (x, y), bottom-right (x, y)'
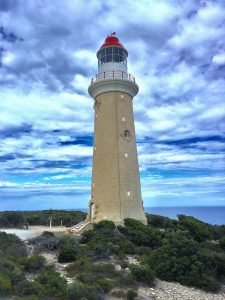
top-left (87, 34), bottom-right (147, 225)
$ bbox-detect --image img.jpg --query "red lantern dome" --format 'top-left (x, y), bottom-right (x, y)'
top-left (100, 35), bottom-right (125, 49)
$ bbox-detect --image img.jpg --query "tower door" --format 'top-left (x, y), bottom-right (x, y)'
top-left (90, 203), bottom-right (95, 221)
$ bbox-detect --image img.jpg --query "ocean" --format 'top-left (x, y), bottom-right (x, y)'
top-left (144, 206), bottom-right (225, 225)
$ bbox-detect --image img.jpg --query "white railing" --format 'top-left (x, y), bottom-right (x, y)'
top-left (91, 70), bottom-right (135, 84)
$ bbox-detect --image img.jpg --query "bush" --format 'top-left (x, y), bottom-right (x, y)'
top-left (111, 289), bottom-right (126, 298)
top-left (0, 232), bottom-right (27, 258)
top-left (147, 214), bottom-right (177, 229)
top-left (11, 266), bottom-right (24, 284)
top-left (58, 244), bottom-right (77, 263)
top-left (200, 250), bottom-right (225, 279)
top-left (130, 265), bottom-right (155, 285)
top-left (127, 289), bottom-right (137, 300)
top-left (94, 220), bottom-right (116, 232)
top-left (36, 266), bottom-right (67, 299)
top-left (0, 275), bottom-right (12, 296)
top-left (147, 231), bottom-right (221, 292)
top-left (41, 231), bottom-right (55, 237)
top-left (14, 296), bottom-right (39, 300)
top-left (178, 215), bottom-right (211, 242)
top-left (219, 237), bottom-right (225, 250)
top-left (67, 281), bottom-right (98, 300)
top-left (77, 272), bottom-right (103, 285)
top-left (66, 257), bottom-right (93, 277)
top-left (92, 242), bottom-right (115, 259)
top-left (0, 211), bottom-right (24, 227)
top-left (15, 280), bottom-right (44, 296)
top-left (25, 255), bottom-right (46, 272)
top-left (81, 220), bottom-right (135, 258)
top-left (95, 278), bottom-right (114, 293)
top-left (118, 218), bottom-right (162, 248)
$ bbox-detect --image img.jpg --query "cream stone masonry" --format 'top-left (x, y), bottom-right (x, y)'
top-left (86, 34), bottom-right (147, 225)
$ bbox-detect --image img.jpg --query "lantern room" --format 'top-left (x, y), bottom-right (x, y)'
top-left (97, 34), bottom-right (128, 74)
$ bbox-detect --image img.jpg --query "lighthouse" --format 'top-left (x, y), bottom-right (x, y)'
top-left (86, 33), bottom-right (147, 225)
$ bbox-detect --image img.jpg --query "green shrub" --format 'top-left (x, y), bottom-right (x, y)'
top-left (92, 242), bottom-right (115, 259)
top-left (0, 275), bottom-right (12, 296)
top-left (118, 218), bottom-right (162, 248)
top-left (66, 257), bottom-right (93, 277)
top-left (14, 296), bottom-right (39, 300)
top-left (127, 289), bottom-right (138, 299)
top-left (81, 220), bottom-right (135, 258)
top-left (41, 231), bottom-right (55, 237)
top-left (119, 274), bottom-right (135, 286)
top-left (95, 278), bottom-right (114, 293)
top-left (147, 214), bottom-right (177, 229)
top-left (25, 255), bottom-right (46, 272)
top-left (209, 225), bottom-right (225, 240)
top-left (219, 237), bottom-right (225, 250)
top-left (147, 231), bottom-right (220, 292)
top-left (36, 266), bottom-right (67, 299)
top-left (77, 272), bottom-right (103, 285)
top-left (68, 260), bottom-right (117, 286)
top-left (11, 266), bottom-right (24, 284)
top-left (130, 265), bottom-right (155, 285)
top-left (178, 215), bottom-right (211, 242)
top-left (67, 281), bottom-right (98, 300)
top-left (0, 211), bottom-right (24, 227)
top-left (200, 250), bottom-right (225, 279)
top-left (0, 232), bottom-right (27, 257)
top-left (58, 244), bottom-right (77, 263)
top-left (111, 289), bottom-right (126, 298)
top-left (15, 280), bottom-right (44, 296)
top-left (94, 220), bottom-right (116, 232)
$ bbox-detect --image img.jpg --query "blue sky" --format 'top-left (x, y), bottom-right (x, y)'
top-left (0, 0), bottom-right (225, 211)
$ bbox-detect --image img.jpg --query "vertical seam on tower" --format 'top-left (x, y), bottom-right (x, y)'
top-left (115, 91), bottom-right (121, 221)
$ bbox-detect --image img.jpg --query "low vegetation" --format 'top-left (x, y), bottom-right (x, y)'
top-left (0, 213), bottom-right (225, 299)
top-left (0, 210), bottom-right (87, 228)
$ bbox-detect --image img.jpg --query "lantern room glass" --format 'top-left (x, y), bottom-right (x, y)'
top-left (98, 47), bottom-right (127, 67)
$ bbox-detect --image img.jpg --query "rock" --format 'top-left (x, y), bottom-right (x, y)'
top-left (115, 264), bottom-right (122, 271)
top-left (124, 267), bottom-right (130, 274)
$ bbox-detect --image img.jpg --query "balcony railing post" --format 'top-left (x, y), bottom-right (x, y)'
top-left (91, 71), bottom-right (136, 84)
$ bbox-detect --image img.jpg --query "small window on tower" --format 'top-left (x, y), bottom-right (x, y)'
top-left (125, 153), bottom-right (128, 157)
top-left (123, 130), bottom-right (131, 139)
top-left (122, 117), bottom-right (126, 122)
top-left (127, 191), bottom-right (131, 197)
top-left (120, 94), bottom-right (124, 98)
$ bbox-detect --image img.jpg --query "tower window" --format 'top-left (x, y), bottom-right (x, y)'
top-left (122, 117), bottom-right (126, 121)
top-left (123, 130), bottom-right (131, 139)
top-left (127, 191), bottom-right (131, 197)
top-left (120, 94), bottom-right (124, 98)
top-left (125, 153), bottom-right (128, 157)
